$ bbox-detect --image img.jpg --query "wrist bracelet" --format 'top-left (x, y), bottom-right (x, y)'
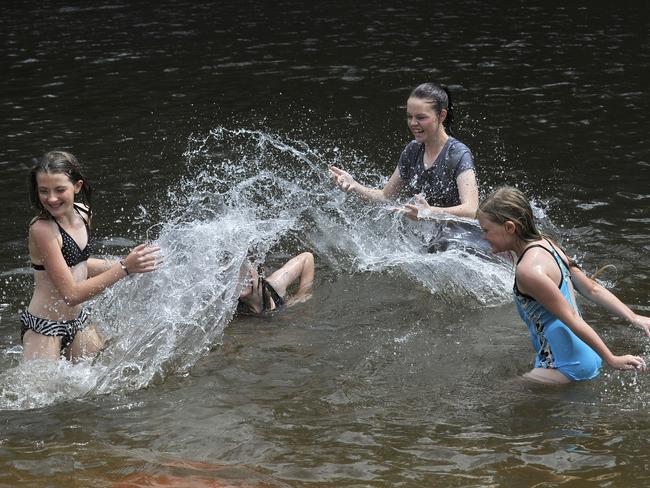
top-left (119, 259), bottom-right (130, 276)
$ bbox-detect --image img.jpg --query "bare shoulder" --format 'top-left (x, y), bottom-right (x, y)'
top-left (29, 218), bottom-right (57, 241)
top-left (515, 256), bottom-right (542, 283)
top-left (515, 245), bottom-right (556, 288)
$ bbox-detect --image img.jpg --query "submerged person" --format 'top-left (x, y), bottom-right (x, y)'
top-left (23, 150), bottom-right (161, 362)
top-left (477, 186), bottom-right (649, 384)
top-left (237, 252), bottom-right (315, 315)
top-left (330, 82), bottom-right (478, 220)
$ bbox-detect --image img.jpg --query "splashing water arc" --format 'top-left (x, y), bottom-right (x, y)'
top-left (0, 127), bottom-right (516, 409)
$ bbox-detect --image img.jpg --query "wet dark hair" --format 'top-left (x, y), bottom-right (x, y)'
top-left (409, 82), bottom-right (455, 136)
top-left (477, 186), bottom-right (542, 242)
top-left (28, 150), bottom-right (92, 218)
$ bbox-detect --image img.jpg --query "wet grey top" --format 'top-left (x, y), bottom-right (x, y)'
top-left (398, 137), bottom-right (475, 207)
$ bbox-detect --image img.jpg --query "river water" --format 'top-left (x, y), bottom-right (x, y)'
top-left (1, 1), bottom-right (650, 487)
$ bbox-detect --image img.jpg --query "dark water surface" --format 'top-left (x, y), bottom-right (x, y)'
top-left (2, 1), bottom-right (650, 486)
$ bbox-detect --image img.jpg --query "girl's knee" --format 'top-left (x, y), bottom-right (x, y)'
top-left (523, 368), bottom-right (571, 385)
top-left (300, 252), bottom-right (314, 268)
top-left (70, 326), bottom-right (105, 360)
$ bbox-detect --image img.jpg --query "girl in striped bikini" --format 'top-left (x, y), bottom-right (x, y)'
top-left (22, 150), bottom-right (161, 361)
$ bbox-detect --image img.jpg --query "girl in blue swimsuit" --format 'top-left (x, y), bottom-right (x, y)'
top-left (477, 186), bottom-right (650, 384)
top-left (23, 150), bottom-right (161, 361)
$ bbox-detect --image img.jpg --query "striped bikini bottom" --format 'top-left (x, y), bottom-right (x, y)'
top-left (20, 308), bottom-right (90, 349)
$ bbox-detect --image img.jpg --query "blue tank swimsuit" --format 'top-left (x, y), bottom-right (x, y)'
top-left (514, 240), bottom-right (602, 381)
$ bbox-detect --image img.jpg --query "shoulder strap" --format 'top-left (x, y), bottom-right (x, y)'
top-left (516, 241), bottom-right (566, 287)
top-left (515, 244), bottom-right (548, 265)
top-left (261, 278), bottom-right (284, 311)
top-left (545, 239), bottom-right (571, 271)
top-left (73, 203), bottom-right (90, 215)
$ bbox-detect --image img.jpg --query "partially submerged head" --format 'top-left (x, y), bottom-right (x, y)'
top-left (238, 261), bottom-right (256, 300)
top-left (28, 150), bottom-right (92, 215)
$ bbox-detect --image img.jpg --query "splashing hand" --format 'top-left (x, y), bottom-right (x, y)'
top-left (609, 354), bottom-right (647, 372)
top-left (329, 166), bottom-right (357, 193)
top-left (123, 243), bottom-right (163, 274)
top-left (402, 194), bottom-right (436, 221)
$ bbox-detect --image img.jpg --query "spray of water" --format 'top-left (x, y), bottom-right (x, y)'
top-left (0, 127), bottom-right (516, 409)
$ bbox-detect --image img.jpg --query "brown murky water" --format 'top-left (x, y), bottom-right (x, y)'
top-left (1, 1), bottom-right (649, 486)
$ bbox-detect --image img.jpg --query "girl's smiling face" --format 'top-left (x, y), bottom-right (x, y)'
top-left (406, 97), bottom-right (445, 143)
top-left (35, 171), bottom-right (82, 217)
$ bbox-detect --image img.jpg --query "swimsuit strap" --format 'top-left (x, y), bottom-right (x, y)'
top-left (514, 239), bottom-right (569, 299)
top-left (544, 239), bottom-right (571, 271)
top-left (30, 206), bottom-right (92, 270)
top-left (516, 239), bottom-right (569, 272)
top-left (55, 204), bottom-right (90, 231)
top-left (260, 277), bottom-right (285, 312)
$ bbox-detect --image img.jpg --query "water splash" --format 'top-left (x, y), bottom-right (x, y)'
top-left (0, 127), bottom-right (516, 409)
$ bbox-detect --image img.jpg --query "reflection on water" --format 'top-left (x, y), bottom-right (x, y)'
top-left (1, 1), bottom-right (650, 486)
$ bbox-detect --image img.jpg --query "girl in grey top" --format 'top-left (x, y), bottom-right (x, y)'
top-left (330, 82), bottom-right (478, 220)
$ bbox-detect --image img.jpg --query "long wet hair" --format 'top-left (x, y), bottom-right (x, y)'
top-left (479, 186), bottom-right (588, 272)
top-left (28, 150), bottom-right (92, 219)
top-left (477, 186), bottom-right (543, 242)
top-left (409, 82), bottom-right (455, 136)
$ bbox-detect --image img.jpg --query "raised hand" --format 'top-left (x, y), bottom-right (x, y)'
top-left (329, 166), bottom-right (358, 192)
top-left (122, 243), bottom-right (162, 274)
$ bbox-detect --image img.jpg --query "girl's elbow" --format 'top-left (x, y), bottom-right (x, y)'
top-left (465, 200), bottom-right (479, 215)
top-left (303, 253), bottom-right (315, 273)
top-left (583, 281), bottom-right (604, 298)
top-left (380, 188), bottom-right (395, 201)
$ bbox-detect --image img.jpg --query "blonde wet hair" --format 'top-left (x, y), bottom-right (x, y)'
top-left (477, 186), bottom-right (543, 242)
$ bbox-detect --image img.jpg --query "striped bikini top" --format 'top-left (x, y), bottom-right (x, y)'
top-left (31, 205), bottom-right (92, 270)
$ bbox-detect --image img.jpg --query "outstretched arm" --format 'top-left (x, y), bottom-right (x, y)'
top-left (87, 257), bottom-right (119, 277)
top-left (266, 252), bottom-right (315, 301)
top-left (31, 222), bottom-right (160, 306)
top-left (569, 264), bottom-right (650, 338)
top-left (330, 165), bottom-right (404, 202)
